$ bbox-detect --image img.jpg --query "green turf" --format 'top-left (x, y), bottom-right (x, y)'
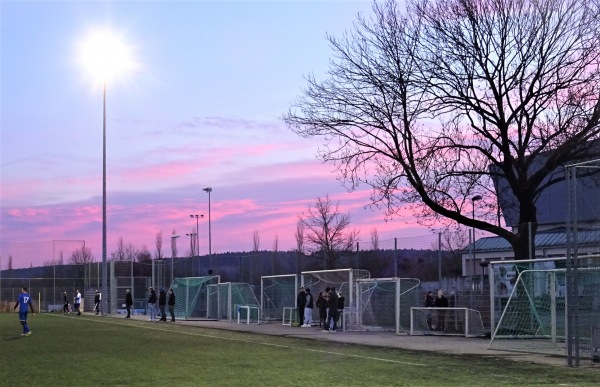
top-left (0, 313), bottom-right (598, 386)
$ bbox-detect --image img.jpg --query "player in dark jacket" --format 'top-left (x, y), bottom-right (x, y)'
top-left (148, 287), bottom-right (157, 321)
top-left (125, 289), bottom-right (133, 318)
top-left (159, 288), bottom-right (167, 321)
top-left (167, 288), bottom-right (176, 322)
top-left (325, 287), bottom-right (339, 332)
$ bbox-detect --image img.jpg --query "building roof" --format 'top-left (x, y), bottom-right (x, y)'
top-left (472, 228), bottom-right (600, 252)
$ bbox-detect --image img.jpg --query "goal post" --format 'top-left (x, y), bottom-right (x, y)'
top-left (207, 282), bottom-right (260, 322)
top-left (410, 307), bottom-right (486, 337)
top-left (351, 277), bottom-right (420, 333)
top-left (171, 275), bottom-right (220, 320)
top-left (260, 274), bottom-right (298, 321)
top-left (301, 268), bottom-right (371, 306)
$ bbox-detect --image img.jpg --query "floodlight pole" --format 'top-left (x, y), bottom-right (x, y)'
top-left (203, 187), bottom-right (213, 272)
top-left (470, 195), bottom-right (482, 309)
top-left (101, 79), bottom-right (108, 317)
top-left (189, 214), bottom-right (204, 275)
top-left (170, 234), bottom-right (180, 284)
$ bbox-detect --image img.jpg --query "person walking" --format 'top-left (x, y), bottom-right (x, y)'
top-left (167, 288), bottom-right (176, 322)
top-left (14, 286), bottom-right (35, 337)
top-left (302, 288), bottom-right (314, 327)
top-left (324, 287), bottom-right (339, 332)
top-left (74, 289), bottom-right (82, 315)
top-left (296, 287), bottom-right (306, 327)
top-left (63, 291), bottom-right (70, 315)
top-left (148, 287), bottom-right (157, 321)
top-left (316, 292), bottom-right (327, 328)
top-left (93, 290), bottom-right (101, 315)
top-left (159, 288), bottom-right (167, 322)
top-left (125, 289), bottom-right (133, 318)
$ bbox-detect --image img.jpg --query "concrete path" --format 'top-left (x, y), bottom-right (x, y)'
top-left (128, 315), bottom-right (567, 367)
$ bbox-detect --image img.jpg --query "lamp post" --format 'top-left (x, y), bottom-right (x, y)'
top-left (101, 79), bottom-right (108, 316)
top-left (170, 234), bottom-right (180, 284)
top-left (189, 214), bottom-right (204, 259)
top-left (471, 195), bottom-right (483, 296)
top-left (186, 232), bottom-right (197, 275)
top-left (203, 187), bottom-right (213, 272)
top-left (79, 28), bottom-right (136, 316)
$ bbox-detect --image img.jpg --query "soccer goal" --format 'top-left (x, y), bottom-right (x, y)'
top-left (489, 268), bottom-right (568, 354)
top-left (301, 268), bottom-right (370, 324)
top-left (351, 278), bottom-right (420, 333)
top-left (171, 276), bottom-right (220, 319)
top-left (261, 274), bottom-right (298, 321)
top-left (410, 307), bottom-right (486, 337)
top-left (206, 282), bottom-right (260, 322)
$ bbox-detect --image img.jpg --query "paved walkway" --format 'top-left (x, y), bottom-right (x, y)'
top-left (129, 315), bottom-right (567, 367)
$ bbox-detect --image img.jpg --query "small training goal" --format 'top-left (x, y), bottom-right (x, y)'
top-left (410, 307), bottom-right (486, 337)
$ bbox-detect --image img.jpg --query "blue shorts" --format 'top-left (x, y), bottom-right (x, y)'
top-left (19, 312), bottom-right (28, 322)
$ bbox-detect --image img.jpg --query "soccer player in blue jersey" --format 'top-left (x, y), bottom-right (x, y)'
top-left (14, 286), bottom-right (35, 337)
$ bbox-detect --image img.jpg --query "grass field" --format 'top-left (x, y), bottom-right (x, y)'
top-left (0, 312), bottom-right (598, 386)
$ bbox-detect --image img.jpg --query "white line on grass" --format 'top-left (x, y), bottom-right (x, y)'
top-left (48, 314), bottom-right (426, 367)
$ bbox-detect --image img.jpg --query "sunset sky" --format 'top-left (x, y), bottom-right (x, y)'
top-left (1, 0), bottom-right (439, 269)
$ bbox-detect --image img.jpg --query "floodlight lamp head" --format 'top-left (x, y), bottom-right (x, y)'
top-left (471, 195), bottom-right (483, 202)
top-left (203, 187), bottom-right (212, 193)
top-left (171, 234), bottom-right (180, 239)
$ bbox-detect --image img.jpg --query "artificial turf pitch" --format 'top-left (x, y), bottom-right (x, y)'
top-left (0, 312), bottom-right (597, 386)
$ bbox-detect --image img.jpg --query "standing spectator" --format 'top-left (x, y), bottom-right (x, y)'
top-left (302, 288), bottom-right (314, 327)
top-left (316, 291), bottom-right (327, 328)
top-left (74, 289), bottom-right (82, 316)
top-left (424, 290), bottom-right (435, 330)
top-left (323, 287), bottom-right (331, 329)
top-left (63, 291), bottom-right (70, 315)
top-left (14, 286), bottom-right (35, 336)
top-left (148, 287), bottom-right (157, 321)
top-left (159, 288), bottom-right (167, 322)
top-left (125, 289), bottom-right (133, 318)
top-left (324, 287), bottom-right (339, 332)
top-left (435, 290), bottom-right (449, 332)
top-left (94, 290), bottom-right (101, 315)
top-left (167, 288), bottom-right (176, 322)
top-left (296, 287), bottom-right (306, 327)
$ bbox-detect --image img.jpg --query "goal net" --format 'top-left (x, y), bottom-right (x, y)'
top-left (352, 278), bottom-right (420, 333)
top-left (171, 276), bottom-right (219, 319)
top-left (206, 282), bottom-right (260, 322)
top-left (301, 268), bottom-right (371, 327)
top-left (410, 307), bottom-right (486, 337)
top-left (489, 268), bottom-right (571, 354)
top-left (261, 274), bottom-right (298, 321)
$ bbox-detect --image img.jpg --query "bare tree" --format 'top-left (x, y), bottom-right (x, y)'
top-left (154, 231), bottom-right (163, 260)
top-left (295, 221), bottom-right (305, 254)
top-left (299, 194), bottom-right (359, 269)
top-left (111, 237), bottom-right (125, 261)
top-left (284, 0), bottom-right (600, 260)
top-left (8, 255), bottom-right (13, 270)
top-left (252, 230), bottom-right (260, 252)
top-left (70, 246), bottom-right (95, 264)
top-left (137, 245), bottom-right (152, 263)
top-left (124, 243), bottom-right (138, 262)
top-left (370, 228), bottom-right (379, 251)
top-left (43, 250), bottom-right (65, 266)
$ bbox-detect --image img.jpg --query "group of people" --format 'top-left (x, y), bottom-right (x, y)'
top-left (146, 287), bottom-right (176, 322)
top-left (424, 289), bottom-right (450, 331)
top-left (297, 286), bottom-right (344, 332)
top-left (62, 289), bottom-right (82, 316)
